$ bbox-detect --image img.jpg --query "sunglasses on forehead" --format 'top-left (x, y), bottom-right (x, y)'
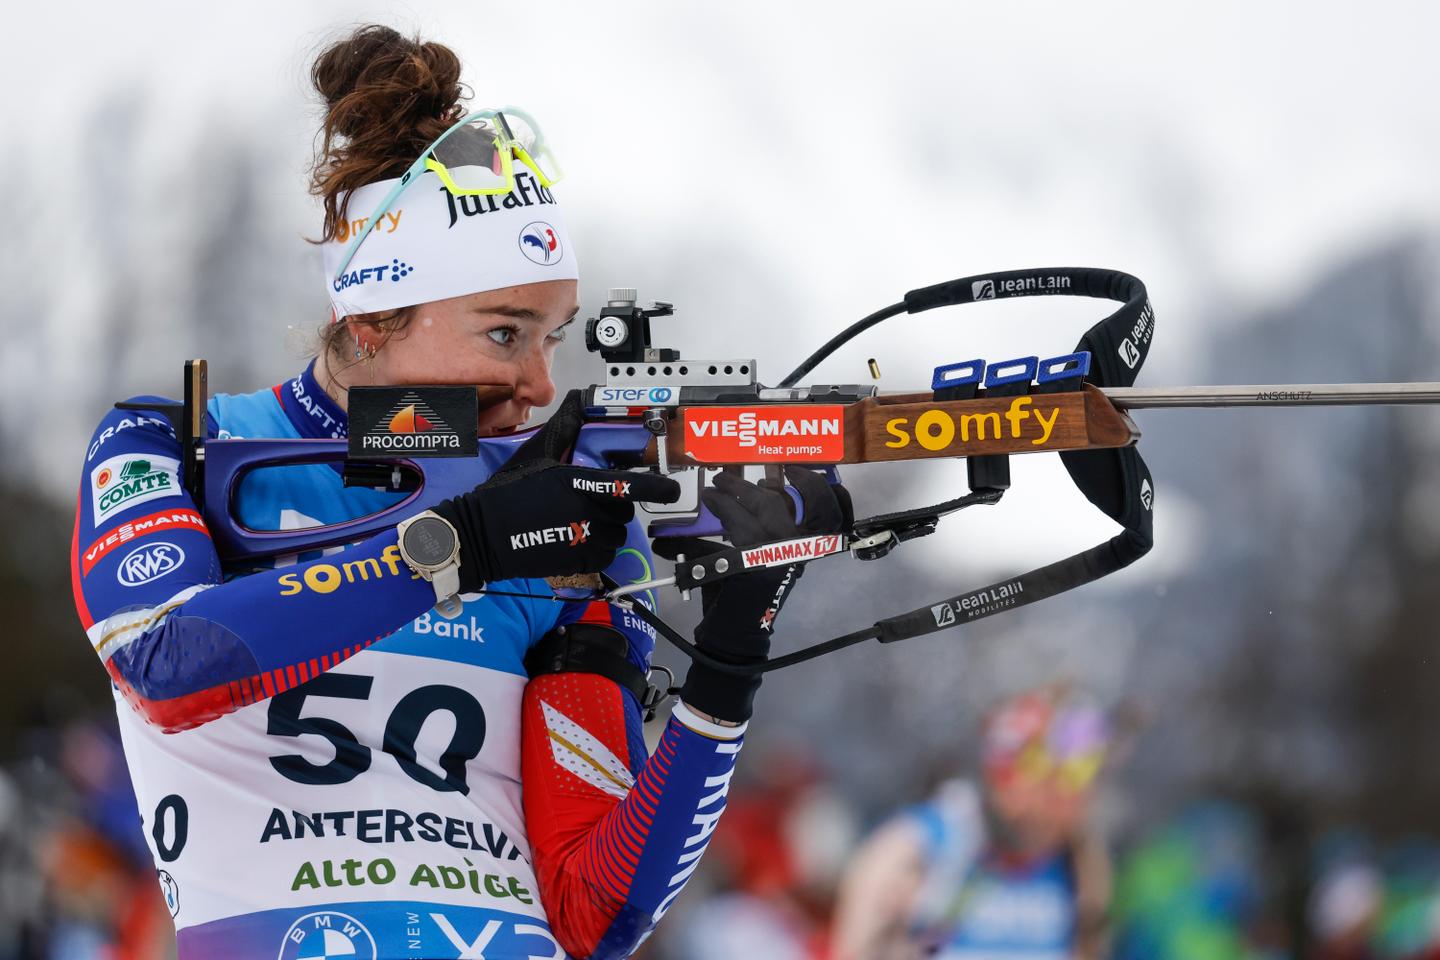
top-left (333, 106), bottom-right (564, 282)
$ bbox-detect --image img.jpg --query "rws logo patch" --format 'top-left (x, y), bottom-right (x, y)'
top-left (117, 542), bottom-right (185, 587)
top-left (347, 386), bottom-right (478, 459)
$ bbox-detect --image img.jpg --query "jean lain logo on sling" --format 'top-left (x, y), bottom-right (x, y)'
top-left (1118, 338), bottom-right (1141, 369)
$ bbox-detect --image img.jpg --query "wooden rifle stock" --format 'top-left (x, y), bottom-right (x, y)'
top-left (649, 384), bottom-right (1138, 466)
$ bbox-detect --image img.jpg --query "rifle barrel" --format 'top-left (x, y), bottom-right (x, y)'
top-left (1101, 383), bottom-right (1440, 409)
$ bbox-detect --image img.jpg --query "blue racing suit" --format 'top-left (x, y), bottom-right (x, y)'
top-left (71, 361), bottom-right (747, 959)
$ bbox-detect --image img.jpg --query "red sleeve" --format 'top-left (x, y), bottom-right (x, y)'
top-left (522, 672), bottom-right (646, 955)
top-left (520, 616), bottom-right (750, 959)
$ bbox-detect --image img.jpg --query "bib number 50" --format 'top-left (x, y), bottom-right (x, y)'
top-left (266, 673), bottom-right (486, 794)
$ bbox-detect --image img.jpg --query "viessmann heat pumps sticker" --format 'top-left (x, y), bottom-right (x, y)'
top-left (682, 406), bottom-right (845, 463)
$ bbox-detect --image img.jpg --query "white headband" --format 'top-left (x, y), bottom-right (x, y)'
top-left (323, 169), bottom-right (578, 319)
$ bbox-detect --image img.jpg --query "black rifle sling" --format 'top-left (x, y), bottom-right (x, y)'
top-left (628, 267), bottom-right (1156, 674)
top-left (872, 267), bottom-right (1156, 643)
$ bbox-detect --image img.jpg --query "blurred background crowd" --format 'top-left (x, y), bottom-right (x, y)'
top-left (13, 687), bottom-right (1440, 959)
top-left (6, 1), bottom-right (1440, 957)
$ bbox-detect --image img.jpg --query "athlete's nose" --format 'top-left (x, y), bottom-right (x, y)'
top-left (512, 342), bottom-right (557, 411)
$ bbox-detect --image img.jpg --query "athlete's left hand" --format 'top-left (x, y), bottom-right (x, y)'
top-left (434, 391), bottom-right (681, 588)
top-left (654, 466), bottom-right (852, 722)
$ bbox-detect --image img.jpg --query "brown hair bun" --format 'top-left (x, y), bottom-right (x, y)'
top-left (309, 24), bottom-right (468, 242)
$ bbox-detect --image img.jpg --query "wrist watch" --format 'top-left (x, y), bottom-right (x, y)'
top-left (396, 511), bottom-right (463, 619)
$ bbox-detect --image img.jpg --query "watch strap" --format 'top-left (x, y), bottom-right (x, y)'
top-left (433, 563), bottom-right (462, 619)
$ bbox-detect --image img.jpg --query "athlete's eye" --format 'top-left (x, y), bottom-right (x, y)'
top-left (486, 326), bottom-right (518, 347)
top-left (548, 317), bottom-right (575, 344)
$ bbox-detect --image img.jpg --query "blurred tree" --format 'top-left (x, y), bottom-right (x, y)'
top-left (0, 480), bottom-right (106, 755)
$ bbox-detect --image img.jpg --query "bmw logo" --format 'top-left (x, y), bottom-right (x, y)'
top-left (278, 911), bottom-right (377, 960)
top-left (157, 870), bottom-right (179, 918)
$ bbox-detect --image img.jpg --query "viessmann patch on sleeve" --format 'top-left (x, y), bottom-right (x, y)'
top-left (90, 454), bottom-right (182, 522)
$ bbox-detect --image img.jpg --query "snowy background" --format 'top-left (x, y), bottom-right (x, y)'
top-left (4, 1), bottom-right (1440, 954)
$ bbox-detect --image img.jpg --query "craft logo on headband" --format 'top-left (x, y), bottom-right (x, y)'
top-left (324, 170), bottom-right (578, 321)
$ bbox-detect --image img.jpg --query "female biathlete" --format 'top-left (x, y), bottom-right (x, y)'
top-left (70, 25), bottom-right (846, 960)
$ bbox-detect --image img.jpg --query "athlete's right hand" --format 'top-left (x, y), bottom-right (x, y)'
top-left (432, 390), bottom-right (680, 589)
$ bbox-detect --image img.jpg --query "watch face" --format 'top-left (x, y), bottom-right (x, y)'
top-left (403, 517), bottom-right (457, 567)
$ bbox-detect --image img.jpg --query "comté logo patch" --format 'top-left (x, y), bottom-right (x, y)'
top-left (683, 406), bottom-right (845, 463)
top-left (90, 455), bottom-right (181, 522)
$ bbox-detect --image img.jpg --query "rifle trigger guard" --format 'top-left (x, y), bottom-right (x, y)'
top-left (606, 577), bottom-right (677, 604)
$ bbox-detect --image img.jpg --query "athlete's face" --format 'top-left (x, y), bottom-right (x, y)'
top-left (366, 279), bottom-right (577, 436)
top-left (985, 776), bottom-right (1092, 857)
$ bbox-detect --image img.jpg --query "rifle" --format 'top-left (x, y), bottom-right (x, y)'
top-left (123, 267), bottom-right (1440, 675)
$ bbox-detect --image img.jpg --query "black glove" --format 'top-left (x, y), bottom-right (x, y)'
top-left (433, 391), bottom-right (681, 589)
top-left (654, 465), bottom-right (853, 723)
